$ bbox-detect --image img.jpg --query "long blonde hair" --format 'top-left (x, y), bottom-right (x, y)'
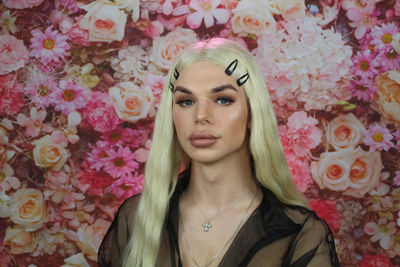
top-left (123, 38), bottom-right (309, 267)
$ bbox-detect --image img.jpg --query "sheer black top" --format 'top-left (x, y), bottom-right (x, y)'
top-left (98, 176), bottom-right (340, 267)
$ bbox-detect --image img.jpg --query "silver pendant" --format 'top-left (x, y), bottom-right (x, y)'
top-left (202, 221), bottom-right (211, 232)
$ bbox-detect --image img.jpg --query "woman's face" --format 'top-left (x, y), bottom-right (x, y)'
top-left (172, 61), bottom-right (250, 164)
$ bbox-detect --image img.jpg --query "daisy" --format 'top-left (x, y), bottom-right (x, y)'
top-left (370, 22), bottom-right (400, 51)
top-left (375, 49), bottom-right (400, 72)
top-left (24, 68), bottom-right (58, 108)
top-left (351, 49), bottom-right (379, 79)
top-left (363, 124), bottom-right (394, 151)
top-left (101, 126), bottom-right (143, 148)
top-left (30, 26), bottom-right (70, 66)
top-left (104, 146), bottom-right (139, 179)
top-left (53, 79), bottom-right (90, 115)
top-left (107, 172), bottom-right (143, 199)
top-left (186, 0), bottom-right (230, 29)
top-left (348, 78), bottom-right (377, 102)
top-left (87, 140), bottom-right (111, 172)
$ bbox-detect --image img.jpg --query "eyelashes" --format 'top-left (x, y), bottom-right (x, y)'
top-left (174, 96), bottom-right (235, 107)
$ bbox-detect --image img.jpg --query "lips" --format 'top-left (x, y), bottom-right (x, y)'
top-left (189, 132), bottom-right (219, 148)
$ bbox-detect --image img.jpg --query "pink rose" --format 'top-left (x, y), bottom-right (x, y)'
top-left (325, 113), bottom-right (366, 151)
top-left (311, 147), bottom-right (383, 198)
top-left (79, 1), bottom-right (127, 42)
top-left (68, 24), bottom-right (90, 47)
top-left (150, 27), bottom-right (198, 70)
top-left (0, 35), bottom-right (29, 75)
top-left (2, 0), bottom-right (44, 9)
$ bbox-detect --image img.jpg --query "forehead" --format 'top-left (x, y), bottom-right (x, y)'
top-left (175, 61), bottom-right (239, 90)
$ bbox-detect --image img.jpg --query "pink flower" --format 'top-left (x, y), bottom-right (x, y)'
top-left (134, 11), bottom-right (164, 39)
top-left (2, 0), bottom-right (44, 9)
top-left (393, 170), bottom-right (400, 186)
top-left (348, 78), bottom-right (377, 101)
top-left (346, 4), bottom-right (379, 39)
top-left (309, 199), bottom-right (341, 232)
top-left (363, 124), bottom-right (394, 151)
top-left (77, 167), bottom-right (114, 197)
top-left (143, 73), bottom-right (165, 108)
top-left (0, 35), bottom-right (29, 75)
top-left (394, 129), bottom-right (400, 151)
top-left (66, 16), bottom-right (90, 47)
top-left (53, 79), bottom-right (90, 115)
top-left (364, 218), bottom-right (396, 250)
top-left (24, 68), bottom-right (58, 108)
top-left (371, 23), bottom-right (400, 51)
top-left (103, 146), bottom-right (139, 179)
top-left (30, 26), bottom-right (70, 66)
top-left (375, 49), bottom-right (400, 72)
top-left (83, 91), bottom-right (122, 133)
top-left (58, 0), bottom-right (79, 13)
top-left (358, 254), bottom-right (393, 267)
top-left (87, 140), bottom-right (111, 171)
top-left (101, 126), bottom-right (143, 148)
top-left (0, 74), bottom-right (25, 116)
top-left (16, 107), bottom-right (52, 137)
top-left (107, 172), bottom-right (143, 199)
top-left (285, 152), bottom-right (313, 193)
top-left (186, 0), bottom-right (230, 29)
top-left (352, 50), bottom-right (379, 79)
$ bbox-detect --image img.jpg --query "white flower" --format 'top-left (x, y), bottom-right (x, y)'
top-left (111, 45), bottom-right (149, 82)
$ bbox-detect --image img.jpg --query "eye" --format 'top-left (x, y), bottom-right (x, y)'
top-left (216, 96), bottom-right (234, 105)
top-left (175, 98), bottom-right (194, 107)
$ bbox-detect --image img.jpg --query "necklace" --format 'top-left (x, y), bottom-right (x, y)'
top-left (188, 194), bottom-right (219, 232)
top-left (179, 188), bottom-right (259, 267)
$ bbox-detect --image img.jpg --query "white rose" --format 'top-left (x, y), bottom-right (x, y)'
top-left (150, 27), bottom-right (198, 70)
top-left (325, 113), bottom-right (366, 151)
top-left (79, 0), bottom-right (127, 42)
top-left (32, 135), bottom-right (70, 171)
top-left (231, 0), bottom-right (277, 35)
top-left (9, 188), bottom-right (47, 231)
top-left (109, 82), bottom-right (155, 123)
top-left (76, 219), bottom-right (111, 261)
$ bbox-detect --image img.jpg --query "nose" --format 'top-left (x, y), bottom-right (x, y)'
top-left (195, 99), bottom-right (211, 124)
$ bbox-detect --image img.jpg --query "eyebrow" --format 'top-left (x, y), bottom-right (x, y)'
top-left (174, 84), bottom-right (237, 94)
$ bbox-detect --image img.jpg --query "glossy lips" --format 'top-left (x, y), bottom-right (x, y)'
top-left (189, 132), bottom-right (219, 148)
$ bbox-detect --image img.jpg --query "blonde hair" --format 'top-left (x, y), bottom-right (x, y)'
top-left (123, 38), bottom-right (309, 267)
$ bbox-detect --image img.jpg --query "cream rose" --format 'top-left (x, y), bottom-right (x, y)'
top-left (150, 27), bottom-right (198, 70)
top-left (374, 70), bottom-right (400, 126)
top-left (4, 226), bottom-right (38, 254)
top-left (344, 148), bottom-right (383, 198)
top-left (109, 81), bottom-right (155, 123)
top-left (231, 0), bottom-right (277, 36)
top-left (325, 113), bottom-right (366, 151)
top-left (32, 135), bottom-right (70, 171)
top-left (10, 188), bottom-right (47, 231)
top-left (79, 0), bottom-right (127, 42)
top-left (272, 0), bottom-right (305, 20)
top-left (311, 150), bottom-right (351, 192)
top-left (75, 219), bottom-right (111, 261)
top-left (311, 147), bottom-right (383, 198)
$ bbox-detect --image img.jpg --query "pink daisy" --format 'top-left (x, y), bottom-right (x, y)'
top-left (107, 172), bottom-right (143, 199)
top-left (393, 170), bottom-right (400, 186)
top-left (359, 33), bottom-right (376, 53)
top-left (363, 124), bottom-right (394, 151)
top-left (101, 126), bottom-right (143, 148)
top-left (53, 79), bottom-right (90, 115)
top-left (394, 129), bottom-right (400, 151)
top-left (87, 140), bottom-right (111, 171)
top-left (348, 78), bottom-right (377, 102)
top-left (30, 26), bottom-right (70, 66)
top-left (370, 22), bottom-right (400, 51)
top-left (186, 0), bottom-right (230, 29)
top-left (351, 50), bottom-right (379, 80)
top-left (375, 49), bottom-right (400, 72)
top-left (104, 146), bottom-right (139, 179)
top-left (24, 69), bottom-right (58, 108)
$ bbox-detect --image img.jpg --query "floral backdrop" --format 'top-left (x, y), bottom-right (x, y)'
top-left (0, 0), bottom-right (399, 266)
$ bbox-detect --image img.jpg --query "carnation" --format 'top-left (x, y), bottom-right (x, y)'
top-left (253, 17), bottom-right (353, 110)
top-left (82, 91), bottom-right (122, 133)
top-left (358, 254), bottom-right (393, 267)
top-left (77, 168), bottom-right (114, 197)
top-left (0, 35), bottom-right (29, 75)
top-left (0, 74), bottom-right (25, 116)
top-left (309, 198), bottom-right (341, 232)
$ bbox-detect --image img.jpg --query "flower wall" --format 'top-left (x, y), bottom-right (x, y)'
top-left (0, 0), bottom-right (399, 266)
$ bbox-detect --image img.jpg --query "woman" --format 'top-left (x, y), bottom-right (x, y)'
top-left (98, 38), bottom-right (340, 267)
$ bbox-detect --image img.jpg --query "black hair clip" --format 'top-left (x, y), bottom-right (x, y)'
top-left (225, 59), bottom-right (238, 75)
top-left (236, 73), bottom-right (249, 87)
top-left (174, 68), bottom-right (179, 80)
top-left (169, 82), bottom-right (174, 91)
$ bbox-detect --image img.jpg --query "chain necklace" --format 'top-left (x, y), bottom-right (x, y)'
top-left (188, 194), bottom-right (223, 232)
top-left (179, 188), bottom-right (259, 267)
